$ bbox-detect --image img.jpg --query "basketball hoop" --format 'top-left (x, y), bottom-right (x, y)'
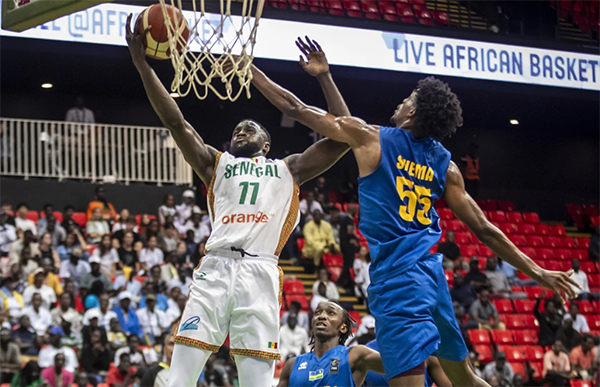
top-left (158, 0), bottom-right (265, 101)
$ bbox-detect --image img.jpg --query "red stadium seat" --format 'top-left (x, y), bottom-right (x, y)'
top-left (285, 294), bottom-right (309, 311)
top-left (499, 223), bottom-right (518, 235)
top-left (296, 238), bottom-right (305, 252)
top-left (306, 0), bottom-right (323, 12)
top-left (497, 345), bottom-right (526, 361)
top-left (513, 300), bottom-right (536, 314)
top-left (503, 315), bottom-right (526, 329)
top-left (576, 237), bottom-right (590, 249)
top-left (535, 248), bottom-right (554, 260)
top-left (525, 235), bottom-right (544, 247)
top-left (283, 280), bottom-right (305, 294)
top-left (589, 276), bottom-right (600, 287)
top-left (511, 286), bottom-right (524, 293)
top-left (581, 261), bottom-right (597, 274)
top-left (583, 205), bottom-right (599, 217)
top-left (437, 208), bottom-right (454, 220)
top-left (520, 247), bottom-right (537, 259)
top-left (498, 201), bottom-right (515, 212)
top-left (544, 236), bottom-right (562, 248)
top-left (534, 224), bottom-right (549, 235)
top-left (343, 203), bottom-right (359, 213)
top-left (567, 204), bottom-right (583, 216)
top-left (324, 0), bottom-right (343, 15)
top-left (524, 345), bottom-right (543, 361)
top-left (26, 211), bottom-right (39, 222)
top-left (530, 361), bottom-right (544, 380)
top-left (514, 330), bottom-right (539, 345)
top-left (133, 276), bottom-right (147, 284)
top-left (490, 329), bottom-right (513, 344)
top-left (561, 237), bottom-right (576, 249)
top-left (432, 10), bottom-right (449, 25)
top-left (572, 249), bottom-right (588, 261)
top-left (460, 245), bottom-right (478, 257)
top-left (477, 200), bottom-right (498, 211)
top-left (361, 1), bottom-right (380, 18)
top-left (72, 212), bottom-right (87, 227)
top-left (395, 4), bottom-right (415, 22)
top-left (510, 362), bottom-right (526, 379)
top-left (576, 301), bottom-right (594, 314)
top-left (508, 235), bottom-right (526, 247)
top-left (523, 314), bottom-right (539, 328)
top-left (570, 380), bottom-right (593, 387)
top-left (51, 211), bottom-right (64, 223)
top-left (342, 0), bottom-right (362, 16)
top-left (554, 249), bottom-right (572, 260)
top-left (468, 329), bottom-right (491, 344)
top-left (474, 345), bottom-right (493, 363)
top-left (593, 301), bottom-right (600, 313)
top-left (454, 232), bottom-right (471, 244)
top-left (416, 9), bottom-right (433, 24)
top-left (268, 1), bottom-right (288, 9)
top-left (492, 300), bottom-right (514, 314)
top-left (445, 270), bottom-right (454, 284)
top-left (591, 216), bottom-right (600, 227)
top-left (488, 211), bottom-right (506, 223)
top-left (448, 220), bottom-right (465, 231)
top-left (524, 286), bottom-right (544, 299)
top-left (519, 224), bottom-right (537, 235)
top-left (348, 311), bottom-right (362, 332)
top-left (523, 212), bottom-right (540, 224)
top-left (326, 266), bottom-right (342, 282)
top-left (477, 245), bottom-right (494, 258)
top-left (506, 212), bottom-right (523, 224)
top-left (549, 225), bottom-right (566, 236)
top-left (322, 253), bottom-right (343, 267)
top-left (288, 0), bottom-right (308, 12)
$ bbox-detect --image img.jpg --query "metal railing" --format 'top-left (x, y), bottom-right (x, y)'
top-left (0, 118), bottom-right (193, 186)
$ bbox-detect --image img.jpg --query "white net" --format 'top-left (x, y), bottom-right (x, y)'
top-left (158, 0), bottom-right (265, 101)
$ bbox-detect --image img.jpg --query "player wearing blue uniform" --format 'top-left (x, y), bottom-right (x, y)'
top-left (278, 301), bottom-right (385, 387)
top-left (253, 38), bottom-right (579, 387)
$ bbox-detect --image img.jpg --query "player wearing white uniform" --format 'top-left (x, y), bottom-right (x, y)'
top-left (126, 19), bottom-right (350, 387)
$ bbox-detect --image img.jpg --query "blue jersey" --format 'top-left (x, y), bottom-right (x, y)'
top-left (363, 340), bottom-right (432, 387)
top-left (358, 126), bottom-right (451, 284)
top-left (288, 345), bottom-right (355, 387)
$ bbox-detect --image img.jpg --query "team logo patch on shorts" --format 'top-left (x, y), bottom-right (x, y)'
top-left (195, 272), bottom-right (207, 281)
top-left (180, 316), bottom-right (201, 332)
top-left (268, 341), bottom-right (278, 349)
top-left (308, 369), bottom-right (324, 381)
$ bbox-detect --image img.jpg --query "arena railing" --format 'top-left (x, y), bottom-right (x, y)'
top-left (0, 117), bottom-right (193, 186)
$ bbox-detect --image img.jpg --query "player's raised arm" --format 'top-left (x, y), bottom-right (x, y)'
top-left (276, 359), bottom-right (294, 387)
top-left (443, 161), bottom-right (580, 302)
top-left (349, 345), bottom-right (385, 384)
top-left (125, 14), bottom-right (218, 185)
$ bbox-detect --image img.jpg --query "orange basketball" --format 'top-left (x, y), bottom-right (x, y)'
top-left (137, 4), bottom-right (189, 60)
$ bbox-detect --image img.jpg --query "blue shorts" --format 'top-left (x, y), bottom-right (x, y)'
top-left (368, 254), bottom-right (468, 379)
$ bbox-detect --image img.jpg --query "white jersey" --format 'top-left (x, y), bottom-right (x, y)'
top-left (205, 152), bottom-right (299, 256)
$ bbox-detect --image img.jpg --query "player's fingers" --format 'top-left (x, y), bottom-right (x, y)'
top-left (299, 55), bottom-right (307, 66)
top-left (126, 14), bottom-right (133, 36)
top-left (133, 14), bottom-right (142, 36)
top-left (312, 40), bottom-right (322, 52)
top-left (295, 40), bottom-right (310, 56)
top-left (305, 35), bottom-right (317, 52)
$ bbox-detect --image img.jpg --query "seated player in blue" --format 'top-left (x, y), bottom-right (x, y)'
top-left (278, 301), bottom-right (385, 387)
top-left (253, 38), bottom-right (579, 387)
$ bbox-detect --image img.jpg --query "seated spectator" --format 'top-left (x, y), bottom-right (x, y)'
top-left (74, 372), bottom-right (94, 387)
top-left (37, 204), bottom-right (54, 231)
top-left (469, 289), bottom-right (500, 330)
top-left (589, 226), bottom-right (599, 262)
top-left (144, 265), bottom-right (168, 294)
top-left (140, 334), bottom-right (175, 387)
top-left (92, 234), bottom-right (119, 277)
top-left (113, 274), bottom-right (142, 305)
top-left (454, 303), bottom-right (479, 333)
top-left (8, 230), bottom-right (39, 279)
top-left (451, 272), bottom-right (478, 310)
top-left (174, 190), bottom-right (201, 234)
top-left (557, 317), bottom-right (582, 352)
top-left (86, 208), bottom-right (109, 244)
top-left (11, 315), bottom-right (41, 356)
top-left (161, 252), bottom-right (179, 284)
top-left (114, 334), bottom-right (157, 367)
top-left (483, 351), bottom-right (513, 385)
top-left (543, 340), bottom-right (571, 386)
top-left (496, 257), bottom-right (537, 287)
top-left (38, 326), bottom-right (79, 373)
top-left (58, 248), bottom-right (90, 289)
top-left (310, 282), bottom-right (329, 312)
top-left (0, 210), bottom-right (17, 259)
top-left (83, 293), bottom-right (117, 328)
top-left (87, 185), bottom-right (117, 222)
top-left (56, 230), bottom-right (88, 262)
top-left (1, 277), bottom-right (25, 322)
top-left (136, 294), bottom-right (169, 345)
top-left (140, 236), bottom-right (164, 273)
top-left (312, 267), bottom-right (340, 301)
top-left (356, 317), bottom-right (376, 345)
top-left (464, 257), bottom-right (489, 292)
top-left (280, 300), bottom-right (310, 332)
top-left (189, 239), bottom-right (206, 270)
top-left (38, 216), bottom-right (66, 250)
top-left (139, 282), bottom-right (169, 312)
top-left (107, 317), bottom-right (128, 352)
top-left (61, 278), bottom-right (84, 313)
top-left (353, 246), bottom-right (370, 303)
top-left (569, 334), bottom-right (597, 381)
top-left (37, 234), bottom-right (61, 271)
top-left (0, 327), bottom-right (21, 384)
top-left (14, 202), bottom-right (37, 236)
top-left (165, 292), bottom-right (187, 327)
top-left (202, 353), bottom-right (232, 387)
top-left (113, 292), bottom-right (142, 336)
top-left (24, 273), bottom-right (56, 313)
top-left (112, 209), bottom-right (131, 233)
top-left (80, 257), bottom-right (113, 297)
top-left (570, 259), bottom-right (592, 301)
top-left (299, 191), bottom-right (323, 224)
top-left (484, 256), bottom-right (524, 299)
top-left (437, 230), bottom-right (461, 271)
top-left (161, 223), bottom-right (181, 253)
top-left (279, 313), bottom-right (309, 360)
top-left (80, 330), bottom-right (112, 384)
top-left (158, 194), bottom-right (177, 225)
top-left (60, 205), bottom-right (81, 234)
top-left (41, 352), bottom-right (74, 387)
top-left (60, 314), bottom-right (83, 350)
top-left (112, 217), bottom-right (141, 246)
top-left (27, 258), bottom-right (62, 296)
top-left (140, 219), bottom-right (163, 246)
top-left (10, 361), bottom-right (43, 387)
top-left (184, 230), bottom-right (197, 258)
top-left (563, 302), bottom-right (590, 334)
top-left (81, 309), bottom-right (108, 347)
top-left (107, 352), bottom-right (138, 387)
top-left (303, 210), bottom-right (340, 268)
top-left (6, 262), bottom-right (26, 294)
top-left (535, 291), bottom-right (563, 347)
top-left (168, 267), bottom-right (192, 297)
top-left (116, 230), bottom-right (139, 271)
top-left (183, 212), bottom-right (210, 245)
top-left (51, 292), bottom-right (82, 332)
top-left (174, 240), bottom-right (189, 267)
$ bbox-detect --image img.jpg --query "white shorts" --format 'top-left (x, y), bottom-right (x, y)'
top-left (174, 249), bottom-right (283, 361)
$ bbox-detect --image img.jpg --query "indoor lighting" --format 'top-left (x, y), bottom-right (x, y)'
top-left (510, 119), bottom-right (519, 125)
top-left (41, 83), bottom-right (53, 89)
top-left (170, 92), bottom-right (180, 98)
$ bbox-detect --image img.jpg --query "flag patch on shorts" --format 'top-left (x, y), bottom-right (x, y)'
top-left (268, 342), bottom-right (278, 349)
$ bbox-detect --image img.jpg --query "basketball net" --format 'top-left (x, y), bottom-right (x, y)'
top-left (158, 0), bottom-right (265, 101)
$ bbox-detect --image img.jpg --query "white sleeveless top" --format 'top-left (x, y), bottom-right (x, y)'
top-left (205, 152), bottom-right (300, 257)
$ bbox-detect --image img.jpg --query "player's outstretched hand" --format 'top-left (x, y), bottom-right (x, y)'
top-left (535, 268), bottom-right (580, 304)
top-left (296, 36), bottom-right (329, 77)
top-left (125, 13), bottom-right (151, 66)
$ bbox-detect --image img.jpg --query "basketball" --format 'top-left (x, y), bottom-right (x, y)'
top-left (137, 4), bottom-right (189, 60)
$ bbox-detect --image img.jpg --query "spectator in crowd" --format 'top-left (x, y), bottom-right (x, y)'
top-left (483, 351), bottom-right (513, 385)
top-left (116, 230), bottom-right (139, 271)
top-left (543, 340), bottom-right (571, 386)
top-left (484, 256), bottom-right (522, 298)
top-left (61, 278), bottom-right (84, 313)
top-left (313, 176), bottom-right (330, 201)
top-left (28, 257), bottom-right (62, 296)
top-left (454, 303), bottom-right (478, 334)
top-left (312, 267), bottom-right (340, 301)
top-left (8, 230), bottom-right (39, 278)
top-left (114, 334), bottom-right (157, 367)
top-left (144, 265), bottom-right (168, 295)
top-left (1, 203), bottom-right (15, 226)
top-left (112, 209), bottom-right (131, 233)
top-left (112, 217), bottom-right (141, 246)
top-left (81, 330), bottom-right (112, 384)
top-left (353, 246), bottom-right (370, 303)
top-left (166, 292), bottom-right (187, 327)
top-left (183, 211), bottom-right (210, 245)
top-left (18, 245), bottom-right (40, 281)
top-left (535, 291), bottom-right (563, 347)
top-left (469, 289), bottom-right (499, 330)
top-left (10, 360), bottom-right (43, 387)
top-left (108, 317), bottom-right (128, 352)
top-left (58, 248), bottom-right (90, 289)
top-left (36, 236), bottom-right (60, 274)
top-left (36, 204), bottom-right (54, 230)
top-left (563, 302), bottom-right (590, 334)
top-left (60, 313), bottom-right (83, 350)
top-left (11, 315), bottom-right (41, 355)
top-left (41, 352), bottom-right (74, 387)
top-left (113, 292), bottom-right (141, 336)
top-left (437, 231), bottom-right (461, 271)
top-left (0, 327), bottom-right (21, 384)
top-left (0, 209), bottom-right (17, 259)
top-left (189, 239), bottom-right (206, 270)
top-left (92, 234), bottom-right (119, 277)
top-left (339, 223), bottom-right (360, 291)
top-left (86, 208), bottom-right (110, 244)
top-left (136, 294), bottom-right (169, 344)
top-left (38, 327), bottom-right (79, 373)
top-left (310, 282), bottom-right (329, 312)
top-left (174, 190), bottom-right (200, 233)
top-left (81, 309), bottom-right (108, 348)
top-left (158, 194), bottom-right (177, 225)
top-left (461, 143), bottom-right (480, 198)
top-left (356, 317), bottom-right (376, 345)
top-left (570, 259), bottom-right (592, 301)
top-left (161, 252), bottom-right (179, 284)
top-left (113, 273), bottom-right (142, 305)
top-left (140, 281), bottom-right (169, 311)
top-left (569, 334), bottom-right (597, 380)
top-left (14, 203), bottom-right (37, 236)
top-left (56, 230), bottom-right (88, 262)
top-left (557, 317), bottom-right (582, 352)
top-left (1, 277), bottom-right (25, 322)
top-left (299, 191), bottom-right (324, 224)
top-left (51, 292), bottom-right (81, 331)
top-left (303, 210), bottom-right (340, 268)
top-left (451, 272), bottom-right (478, 310)
top-left (140, 235), bottom-right (164, 273)
top-left (174, 240), bottom-right (189, 267)
top-left (38, 216), bottom-right (66, 250)
top-left (75, 372), bottom-right (94, 387)
top-left (589, 227), bottom-right (599, 262)
top-left (83, 293), bottom-right (117, 328)
top-left (61, 205), bottom-right (81, 234)
top-left (107, 352), bottom-right (138, 387)
top-left (464, 257), bottom-right (489, 292)
top-left (202, 353), bottom-right (232, 387)
top-left (169, 267), bottom-right (192, 297)
top-left (280, 300), bottom-right (310, 332)
top-left (140, 334), bottom-right (175, 387)
top-left (80, 257), bottom-right (113, 297)
top-left (23, 268), bottom-right (57, 309)
top-left (279, 313), bottom-right (309, 360)
top-left (87, 185), bottom-right (116, 222)
top-left (327, 208), bottom-right (343, 245)
top-left (161, 223), bottom-right (180, 253)
top-left (184, 230), bottom-right (197, 258)
top-left (496, 257), bottom-right (537, 287)
top-left (65, 96), bottom-right (95, 123)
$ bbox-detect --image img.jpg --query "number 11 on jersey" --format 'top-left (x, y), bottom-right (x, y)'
top-left (239, 182), bottom-right (260, 205)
